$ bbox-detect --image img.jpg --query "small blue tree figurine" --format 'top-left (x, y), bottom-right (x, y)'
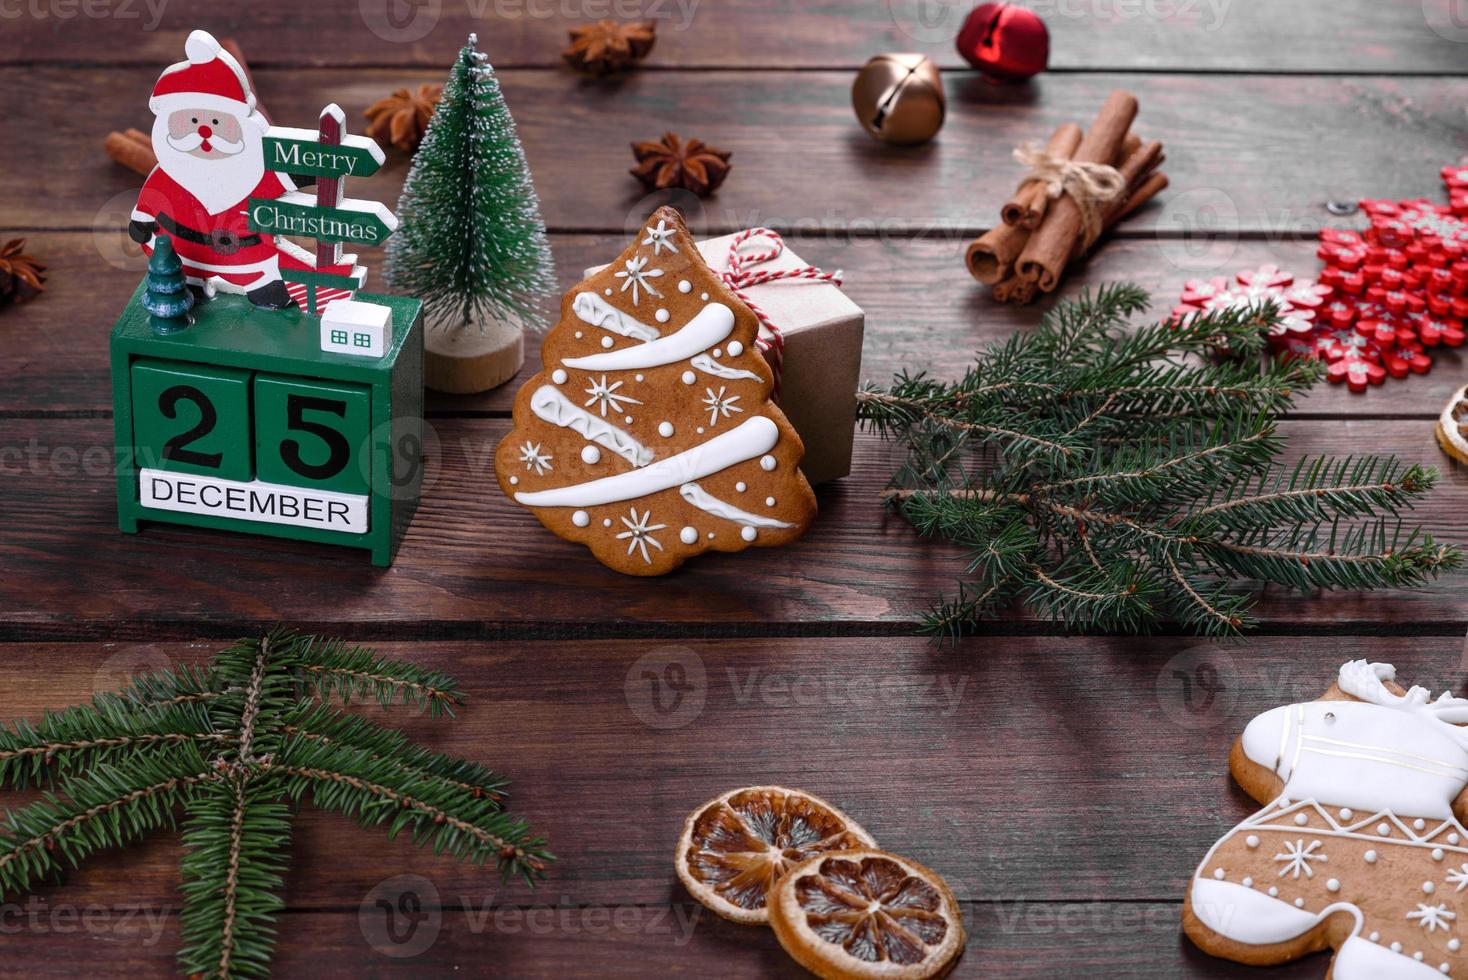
top-left (141, 234), bottom-right (194, 335)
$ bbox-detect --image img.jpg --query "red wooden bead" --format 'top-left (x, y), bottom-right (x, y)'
top-left (1327, 356), bottom-right (1386, 392)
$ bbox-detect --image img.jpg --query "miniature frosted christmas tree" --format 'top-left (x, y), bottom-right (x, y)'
top-left (495, 207), bottom-right (817, 575)
top-left (386, 33), bottom-right (557, 393)
top-left (141, 234), bottom-right (194, 334)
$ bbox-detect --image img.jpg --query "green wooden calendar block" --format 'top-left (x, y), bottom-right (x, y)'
top-left (130, 359), bottom-right (254, 482)
top-left (254, 375), bottom-right (371, 497)
top-left (111, 283), bottom-right (423, 567)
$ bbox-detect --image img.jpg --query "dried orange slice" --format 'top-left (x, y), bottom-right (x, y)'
top-left (675, 786), bottom-right (877, 924)
top-left (768, 848), bottom-right (965, 979)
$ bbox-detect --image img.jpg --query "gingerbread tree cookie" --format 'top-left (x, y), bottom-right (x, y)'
top-left (495, 207), bottom-right (816, 575)
top-left (1185, 660), bottom-right (1468, 978)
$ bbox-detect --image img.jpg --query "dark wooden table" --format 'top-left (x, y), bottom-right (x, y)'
top-left (3, 2), bottom-right (1467, 976)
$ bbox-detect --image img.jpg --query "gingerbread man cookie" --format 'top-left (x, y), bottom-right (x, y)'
top-left (1185, 660), bottom-right (1468, 978)
top-left (495, 207), bottom-right (817, 575)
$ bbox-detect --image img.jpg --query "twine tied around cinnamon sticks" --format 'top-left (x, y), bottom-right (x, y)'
top-left (1011, 142), bottom-right (1126, 250)
top-left (967, 91), bottom-right (1168, 304)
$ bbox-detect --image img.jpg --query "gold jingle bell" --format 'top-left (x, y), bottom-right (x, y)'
top-left (851, 53), bottom-right (945, 145)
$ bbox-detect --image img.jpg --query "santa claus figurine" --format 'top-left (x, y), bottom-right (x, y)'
top-left (129, 30), bottom-right (294, 310)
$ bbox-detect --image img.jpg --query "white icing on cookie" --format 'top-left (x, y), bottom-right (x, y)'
top-left (552, 369), bottom-right (568, 384)
top-left (691, 352), bottom-right (764, 383)
top-left (727, 340), bottom-right (745, 356)
top-left (515, 417), bottom-right (779, 509)
top-left (564, 303), bottom-right (734, 373)
top-left (658, 422), bottom-right (674, 438)
top-left (528, 385), bottom-right (654, 468)
top-left (572, 292), bottom-right (660, 341)
top-left (581, 445), bottom-right (601, 465)
top-left (572, 510), bottom-right (589, 527)
top-left (678, 482), bottom-right (796, 529)
top-left (679, 526), bottom-right (698, 545)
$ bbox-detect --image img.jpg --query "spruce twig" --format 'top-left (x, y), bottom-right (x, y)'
top-left (858, 284), bottom-right (1461, 638)
top-left (0, 631), bottom-right (550, 978)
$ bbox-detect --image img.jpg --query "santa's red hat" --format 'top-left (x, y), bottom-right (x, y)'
top-left (149, 30), bottom-right (256, 117)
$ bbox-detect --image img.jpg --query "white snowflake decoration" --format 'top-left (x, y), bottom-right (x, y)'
top-left (1407, 902), bottom-right (1457, 933)
top-left (584, 375), bottom-right (642, 417)
top-left (641, 219), bottom-right (679, 256)
top-left (616, 508), bottom-right (666, 564)
top-left (519, 441), bottom-right (553, 476)
top-left (1273, 839), bottom-right (1327, 879)
top-left (1447, 864), bottom-right (1468, 893)
top-left (615, 253), bottom-right (664, 304)
top-left (702, 386), bottom-right (744, 427)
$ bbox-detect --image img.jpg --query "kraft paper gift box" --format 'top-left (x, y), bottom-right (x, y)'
top-left (586, 233), bottom-right (865, 484)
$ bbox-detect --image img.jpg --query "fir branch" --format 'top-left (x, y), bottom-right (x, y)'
top-left (0, 631), bottom-right (550, 975)
top-left (178, 775), bottom-right (291, 980)
top-left (0, 751), bottom-right (213, 897)
top-left (860, 284), bottom-right (1462, 637)
top-left (280, 635), bottom-right (462, 716)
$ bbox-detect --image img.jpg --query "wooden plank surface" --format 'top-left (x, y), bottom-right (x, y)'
top-left (1, 418), bottom-right (1463, 634)
top-left (0, 903), bottom-right (1329, 978)
top-left (0, 0), bottom-right (1463, 74)
top-left (0, 637), bottom-right (1456, 977)
top-left (10, 68), bottom-right (1467, 236)
top-left (7, 233), bottom-right (1466, 418)
top-left (6, 0), bottom-right (1468, 975)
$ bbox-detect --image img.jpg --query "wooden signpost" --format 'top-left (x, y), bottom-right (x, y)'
top-left (252, 104), bottom-right (394, 317)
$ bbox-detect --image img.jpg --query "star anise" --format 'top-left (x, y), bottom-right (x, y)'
top-left (563, 19), bottom-right (656, 76)
top-left (364, 84), bottom-right (443, 152)
top-left (0, 238), bottom-right (45, 308)
top-left (630, 132), bottom-right (733, 197)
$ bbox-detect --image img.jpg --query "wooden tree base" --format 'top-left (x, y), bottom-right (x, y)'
top-left (423, 318), bottom-right (525, 394)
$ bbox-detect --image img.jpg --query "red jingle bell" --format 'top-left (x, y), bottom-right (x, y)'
top-left (955, 2), bottom-right (1049, 82)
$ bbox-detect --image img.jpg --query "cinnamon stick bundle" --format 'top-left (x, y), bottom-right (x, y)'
top-left (1017, 91), bottom-right (1138, 292)
top-left (104, 38), bottom-right (260, 178)
top-left (968, 123), bottom-right (1081, 284)
top-left (967, 90), bottom-right (1168, 304)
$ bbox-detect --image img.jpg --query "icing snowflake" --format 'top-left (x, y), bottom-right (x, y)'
top-left (641, 219), bottom-right (679, 256)
top-left (616, 508), bottom-right (666, 564)
top-left (584, 375), bottom-right (642, 417)
top-left (702, 386), bottom-right (744, 426)
top-left (1274, 839), bottom-right (1327, 879)
top-left (1447, 864), bottom-right (1468, 892)
top-left (615, 253), bottom-right (664, 304)
top-left (1407, 902), bottom-right (1457, 933)
top-left (519, 441), bottom-right (553, 476)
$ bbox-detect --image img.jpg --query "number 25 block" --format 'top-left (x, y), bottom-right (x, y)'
top-left (253, 375), bottom-right (371, 497)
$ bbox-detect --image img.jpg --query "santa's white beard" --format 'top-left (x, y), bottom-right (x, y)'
top-left (152, 110), bottom-right (267, 216)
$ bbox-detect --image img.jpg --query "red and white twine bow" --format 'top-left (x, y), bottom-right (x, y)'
top-left (717, 228), bottom-right (844, 399)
